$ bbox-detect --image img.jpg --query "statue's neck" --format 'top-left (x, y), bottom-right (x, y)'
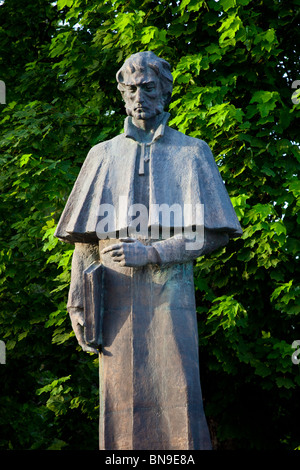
top-left (131, 114), bottom-right (163, 144)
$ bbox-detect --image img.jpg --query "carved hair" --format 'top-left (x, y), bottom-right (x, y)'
top-left (116, 51), bottom-right (173, 106)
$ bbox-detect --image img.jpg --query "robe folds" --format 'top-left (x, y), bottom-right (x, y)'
top-left (55, 115), bottom-right (242, 450)
top-left (54, 116), bottom-right (242, 243)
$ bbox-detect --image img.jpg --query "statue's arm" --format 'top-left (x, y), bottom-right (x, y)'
top-left (151, 229), bottom-right (229, 265)
top-left (68, 242), bottom-right (99, 353)
top-left (100, 230), bottom-right (229, 267)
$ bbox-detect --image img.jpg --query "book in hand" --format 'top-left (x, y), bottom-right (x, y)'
top-left (83, 261), bottom-right (104, 351)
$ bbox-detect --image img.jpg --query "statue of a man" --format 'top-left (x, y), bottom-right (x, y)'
top-left (55, 51), bottom-right (242, 450)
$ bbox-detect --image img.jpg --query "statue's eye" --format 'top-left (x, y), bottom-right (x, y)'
top-left (145, 84), bottom-right (155, 91)
top-left (128, 86), bottom-right (137, 93)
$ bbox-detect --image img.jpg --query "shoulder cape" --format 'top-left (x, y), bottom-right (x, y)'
top-left (54, 126), bottom-right (242, 243)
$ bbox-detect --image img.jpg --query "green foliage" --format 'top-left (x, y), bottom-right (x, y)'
top-left (0, 0), bottom-right (299, 450)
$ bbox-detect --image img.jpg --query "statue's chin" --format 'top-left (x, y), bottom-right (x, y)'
top-left (134, 111), bottom-right (148, 120)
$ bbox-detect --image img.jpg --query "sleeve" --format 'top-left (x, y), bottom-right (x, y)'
top-left (152, 229), bottom-right (229, 266)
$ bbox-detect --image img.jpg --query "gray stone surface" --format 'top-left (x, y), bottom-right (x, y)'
top-left (54, 51), bottom-right (242, 450)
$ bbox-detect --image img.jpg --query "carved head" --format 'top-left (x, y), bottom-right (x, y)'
top-left (116, 51), bottom-right (173, 120)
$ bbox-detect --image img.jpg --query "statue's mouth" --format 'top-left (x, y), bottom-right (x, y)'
top-left (135, 105), bottom-right (147, 111)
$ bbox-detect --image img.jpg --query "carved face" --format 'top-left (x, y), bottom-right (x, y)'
top-left (121, 67), bottom-right (165, 121)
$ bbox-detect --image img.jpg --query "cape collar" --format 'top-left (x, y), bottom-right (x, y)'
top-left (124, 112), bottom-right (170, 145)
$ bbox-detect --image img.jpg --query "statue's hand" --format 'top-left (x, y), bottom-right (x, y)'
top-left (68, 307), bottom-right (98, 354)
top-left (101, 238), bottom-right (159, 267)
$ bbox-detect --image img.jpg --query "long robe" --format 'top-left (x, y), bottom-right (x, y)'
top-left (55, 113), bottom-right (242, 450)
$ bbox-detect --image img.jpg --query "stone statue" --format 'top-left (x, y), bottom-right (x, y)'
top-left (54, 51), bottom-right (242, 450)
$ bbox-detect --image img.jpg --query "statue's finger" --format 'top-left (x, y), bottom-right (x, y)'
top-left (101, 243), bottom-right (122, 253)
top-left (113, 254), bottom-right (125, 263)
top-left (119, 237), bottom-right (136, 243)
top-left (111, 249), bottom-right (123, 257)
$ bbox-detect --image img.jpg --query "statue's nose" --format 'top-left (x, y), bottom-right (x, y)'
top-left (135, 87), bottom-right (145, 103)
